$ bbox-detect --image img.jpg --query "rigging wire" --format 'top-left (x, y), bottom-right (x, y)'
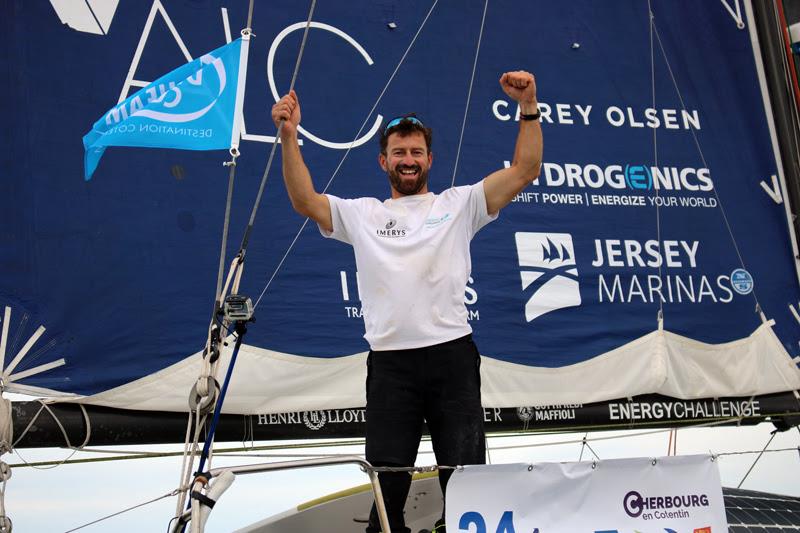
top-left (651, 21), bottom-right (763, 311)
top-left (580, 435), bottom-right (601, 461)
top-left (450, 0), bottom-right (489, 188)
top-left (63, 488), bottom-right (181, 533)
top-left (648, 1), bottom-right (665, 329)
top-left (578, 432), bottom-right (588, 461)
top-left (253, 0), bottom-right (441, 309)
top-left (238, 0), bottom-right (318, 253)
top-left (245, 0), bottom-right (254, 30)
top-left (737, 430), bottom-right (777, 488)
top-left (13, 415), bottom-right (790, 468)
top-left (14, 441), bottom-right (797, 470)
top-left (47, 441), bottom-right (800, 533)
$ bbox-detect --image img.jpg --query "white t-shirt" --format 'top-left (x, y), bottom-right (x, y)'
top-left (320, 181), bottom-right (497, 351)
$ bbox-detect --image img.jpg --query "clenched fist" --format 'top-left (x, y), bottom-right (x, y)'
top-left (271, 89), bottom-right (301, 135)
top-left (499, 71), bottom-right (537, 106)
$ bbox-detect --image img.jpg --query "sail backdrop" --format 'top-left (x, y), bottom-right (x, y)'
top-left (2, 0), bottom-right (800, 411)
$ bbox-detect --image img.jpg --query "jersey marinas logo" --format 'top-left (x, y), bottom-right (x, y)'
top-left (515, 232), bottom-right (581, 322)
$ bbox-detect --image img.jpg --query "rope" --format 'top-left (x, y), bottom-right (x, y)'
top-left (11, 401), bottom-right (91, 469)
top-left (0, 477), bottom-right (9, 533)
top-left (196, 329), bottom-right (246, 475)
top-left (0, 399), bottom-right (90, 532)
top-left (450, 0), bottom-right (489, 188)
top-left (578, 432), bottom-right (588, 461)
top-left (174, 409), bottom-right (205, 520)
top-left (253, 0), bottom-right (441, 309)
top-left (8, 400), bottom-right (92, 454)
top-left (667, 428), bottom-right (678, 456)
top-left (63, 488), bottom-right (181, 533)
top-left (0, 399), bottom-right (12, 455)
top-left (579, 434), bottom-right (601, 461)
top-left (651, 21), bottom-right (763, 311)
top-left (8, 441), bottom-right (797, 469)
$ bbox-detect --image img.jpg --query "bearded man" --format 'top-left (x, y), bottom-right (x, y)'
top-left (272, 70), bottom-right (543, 533)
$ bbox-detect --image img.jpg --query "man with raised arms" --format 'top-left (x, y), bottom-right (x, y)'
top-left (272, 70), bottom-right (542, 533)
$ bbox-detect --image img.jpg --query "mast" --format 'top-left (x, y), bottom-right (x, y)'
top-left (750, 0), bottom-right (800, 254)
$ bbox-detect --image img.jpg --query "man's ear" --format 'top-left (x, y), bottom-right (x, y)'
top-left (378, 153), bottom-right (388, 172)
top-left (428, 151), bottom-right (433, 167)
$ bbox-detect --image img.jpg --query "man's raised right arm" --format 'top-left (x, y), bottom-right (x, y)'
top-left (271, 90), bottom-right (333, 233)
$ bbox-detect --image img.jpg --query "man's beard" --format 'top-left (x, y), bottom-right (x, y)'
top-left (388, 164), bottom-right (428, 196)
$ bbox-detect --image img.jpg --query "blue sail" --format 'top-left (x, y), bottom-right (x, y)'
top-left (2, 0), bottom-right (799, 410)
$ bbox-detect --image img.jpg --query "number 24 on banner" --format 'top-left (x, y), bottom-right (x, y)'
top-left (458, 511), bottom-right (536, 533)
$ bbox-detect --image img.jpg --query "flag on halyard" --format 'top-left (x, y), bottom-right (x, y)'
top-left (83, 37), bottom-right (248, 180)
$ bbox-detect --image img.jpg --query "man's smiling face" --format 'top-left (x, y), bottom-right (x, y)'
top-left (379, 131), bottom-right (433, 198)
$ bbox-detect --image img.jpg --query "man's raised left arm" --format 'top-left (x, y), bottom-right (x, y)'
top-left (483, 70), bottom-right (543, 215)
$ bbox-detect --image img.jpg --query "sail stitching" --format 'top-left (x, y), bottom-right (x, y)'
top-left (451, 0), bottom-right (490, 188)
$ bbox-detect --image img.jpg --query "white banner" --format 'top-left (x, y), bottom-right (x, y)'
top-left (445, 455), bottom-right (728, 533)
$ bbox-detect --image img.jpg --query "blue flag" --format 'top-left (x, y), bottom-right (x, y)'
top-left (83, 38), bottom-right (246, 180)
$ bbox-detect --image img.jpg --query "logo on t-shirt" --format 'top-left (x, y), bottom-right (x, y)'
top-left (376, 218), bottom-right (407, 238)
top-left (515, 232), bottom-right (581, 322)
top-left (425, 213), bottom-right (452, 228)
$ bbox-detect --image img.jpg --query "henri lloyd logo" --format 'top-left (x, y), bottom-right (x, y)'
top-left (515, 232), bottom-right (581, 322)
top-left (303, 410), bottom-right (327, 430)
top-left (376, 218), bottom-right (407, 238)
top-left (258, 409), bottom-right (366, 430)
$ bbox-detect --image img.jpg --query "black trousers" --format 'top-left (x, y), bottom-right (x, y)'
top-left (365, 334), bottom-right (486, 533)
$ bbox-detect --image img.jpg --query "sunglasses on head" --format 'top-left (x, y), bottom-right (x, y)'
top-left (383, 115), bottom-right (424, 133)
